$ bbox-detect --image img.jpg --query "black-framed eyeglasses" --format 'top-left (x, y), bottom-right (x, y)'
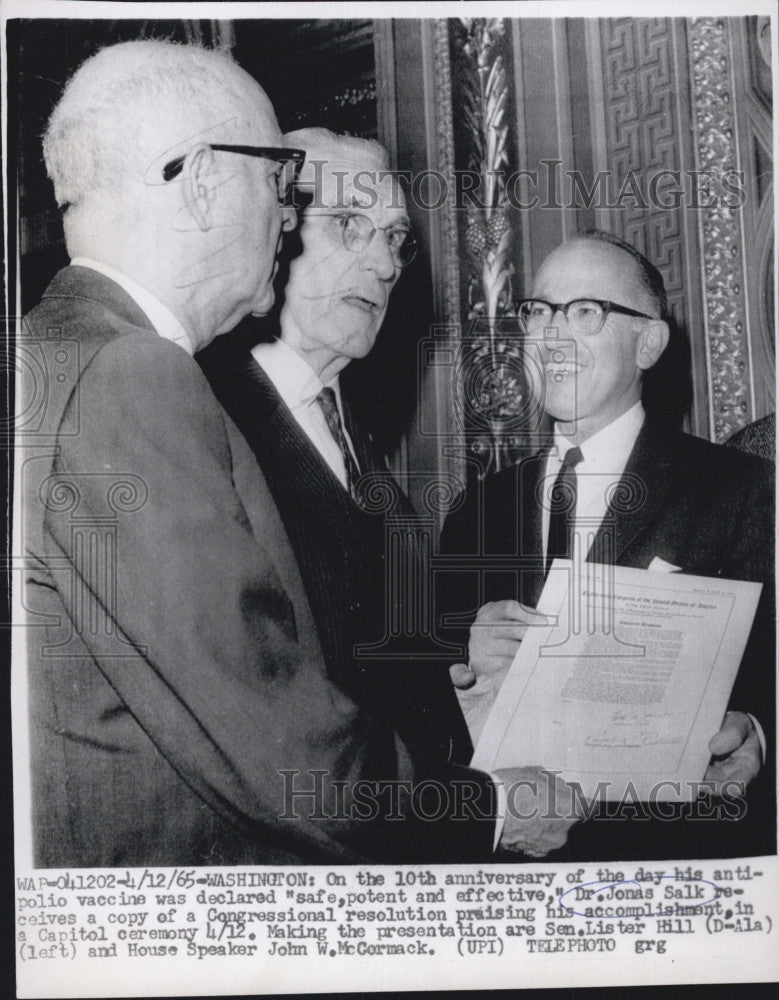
top-left (516, 298), bottom-right (653, 336)
top-left (162, 145), bottom-right (306, 203)
top-left (308, 211), bottom-right (418, 268)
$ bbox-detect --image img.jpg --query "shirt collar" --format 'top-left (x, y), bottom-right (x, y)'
top-left (553, 400), bottom-right (645, 468)
top-left (70, 257), bottom-right (193, 355)
top-left (251, 338), bottom-right (341, 410)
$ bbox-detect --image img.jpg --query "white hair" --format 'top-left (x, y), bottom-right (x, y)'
top-left (284, 127), bottom-right (390, 185)
top-left (43, 40), bottom-right (271, 212)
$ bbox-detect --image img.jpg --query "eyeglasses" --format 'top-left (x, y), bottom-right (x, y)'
top-left (309, 211), bottom-right (418, 269)
top-left (162, 145), bottom-right (306, 203)
top-left (516, 298), bottom-right (653, 336)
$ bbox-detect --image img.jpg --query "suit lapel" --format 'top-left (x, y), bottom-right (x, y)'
top-left (518, 450), bottom-right (548, 608)
top-left (587, 420), bottom-right (675, 566)
top-left (213, 358), bottom-right (376, 571)
top-left (339, 392), bottom-right (415, 518)
top-left (260, 366), bottom-right (343, 511)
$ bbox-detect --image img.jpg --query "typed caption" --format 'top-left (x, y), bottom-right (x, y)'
top-left (15, 860), bottom-right (778, 995)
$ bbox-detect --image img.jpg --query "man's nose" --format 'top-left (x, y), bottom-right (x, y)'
top-left (280, 203), bottom-right (297, 232)
top-left (362, 231), bottom-right (397, 281)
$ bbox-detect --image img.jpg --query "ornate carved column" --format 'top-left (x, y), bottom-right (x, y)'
top-left (449, 18), bottom-right (531, 479)
top-left (688, 17), bottom-right (754, 441)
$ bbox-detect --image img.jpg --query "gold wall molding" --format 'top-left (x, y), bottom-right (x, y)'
top-left (688, 17), bottom-right (753, 441)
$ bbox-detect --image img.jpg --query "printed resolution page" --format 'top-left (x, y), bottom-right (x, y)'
top-left (472, 561), bottom-right (762, 800)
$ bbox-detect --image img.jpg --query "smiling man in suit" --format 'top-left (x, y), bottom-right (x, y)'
top-left (438, 231), bottom-right (775, 859)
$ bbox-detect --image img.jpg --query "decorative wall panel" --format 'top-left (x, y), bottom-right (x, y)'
top-left (431, 20), bottom-right (461, 331)
top-left (597, 20), bottom-right (685, 313)
top-left (583, 18), bottom-right (707, 436)
top-left (688, 17), bottom-right (753, 441)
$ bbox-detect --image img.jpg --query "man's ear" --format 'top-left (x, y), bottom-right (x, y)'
top-left (636, 319), bottom-right (670, 372)
top-left (180, 144), bottom-right (218, 233)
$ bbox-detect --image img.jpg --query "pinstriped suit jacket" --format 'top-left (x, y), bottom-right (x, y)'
top-left (200, 341), bottom-right (476, 767)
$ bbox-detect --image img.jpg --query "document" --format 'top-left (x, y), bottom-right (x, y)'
top-left (472, 561), bottom-right (762, 801)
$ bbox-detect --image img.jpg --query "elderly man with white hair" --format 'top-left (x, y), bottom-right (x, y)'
top-left (22, 38), bottom-right (308, 867)
top-left (202, 128), bottom-right (585, 860)
top-left (202, 129), bottom-right (461, 756)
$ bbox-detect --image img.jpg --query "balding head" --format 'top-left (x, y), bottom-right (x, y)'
top-left (532, 235), bottom-right (666, 321)
top-left (525, 233), bottom-right (670, 444)
top-left (42, 40), bottom-right (295, 350)
top-left (574, 229), bottom-right (668, 319)
top-left (44, 40), bottom-right (280, 218)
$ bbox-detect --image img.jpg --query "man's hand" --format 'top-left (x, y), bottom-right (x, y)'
top-left (450, 600), bottom-right (548, 691)
top-left (702, 712), bottom-right (762, 796)
top-left (495, 766), bottom-right (586, 858)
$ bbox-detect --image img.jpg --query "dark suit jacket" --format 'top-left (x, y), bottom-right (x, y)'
top-left (200, 340), bottom-right (474, 766)
top-left (21, 267), bottom-right (495, 867)
top-left (727, 413), bottom-right (776, 463)
top-left (439, 420), bottom-right (775, 859)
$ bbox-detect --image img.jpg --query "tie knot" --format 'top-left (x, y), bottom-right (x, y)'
top-left (316, 387), bottom-right (343, 441)
top-left (315, 386), bottom-right (361, 499)
top-left (316, 386), bottom-right (338, 418)
top-left (562, 445), bottom-right (583, 469)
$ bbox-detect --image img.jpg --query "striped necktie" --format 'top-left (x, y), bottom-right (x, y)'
top-left (316, 387), bottom-right (361, 498)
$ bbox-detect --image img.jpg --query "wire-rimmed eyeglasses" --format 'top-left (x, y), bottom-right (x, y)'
top-left (162, 145), bottom-right (306, 204)
top-left (308, 211), bottom-right (418, 269)
top-left (516, 298), bottom-right (653, 336)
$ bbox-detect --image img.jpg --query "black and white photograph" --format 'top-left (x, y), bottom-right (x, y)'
top-left (5, 0), bottom-right (777, 994)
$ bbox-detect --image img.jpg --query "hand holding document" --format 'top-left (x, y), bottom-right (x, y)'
top-left (471, 561), bottom-right (762, 802)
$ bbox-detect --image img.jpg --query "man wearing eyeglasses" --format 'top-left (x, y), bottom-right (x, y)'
top-left (204, 127), bottom-right (466, 755)
top-left (201, 129), bottom-right (587, 861)
top-left (439, 230), bottom-right (775, 860)
top-left (204, 130), bottom-right (416, 714)
top-left (26, 43), bottom-right (560, 867)
top-left (20, 39), bottom-right (317, 868)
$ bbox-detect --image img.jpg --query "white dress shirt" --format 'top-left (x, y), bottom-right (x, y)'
top-left (70, 257), bottom-right (193, 355)
top-left (251, 338), bottom-right (360, 490)
top-left (542, 400), bottom-right (646, 561)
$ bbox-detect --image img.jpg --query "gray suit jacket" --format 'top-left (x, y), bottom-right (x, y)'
top-left (21, 267), bottom-right (495, 867)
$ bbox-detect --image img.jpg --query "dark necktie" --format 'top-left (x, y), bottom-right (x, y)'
top-left (316, 387), bottom-right (361, 498)
top-left (546, 445), bottom-right (584, 574)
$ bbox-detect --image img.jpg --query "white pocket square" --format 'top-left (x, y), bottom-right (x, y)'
top-left (648, 556), bottom-right (682, 573)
